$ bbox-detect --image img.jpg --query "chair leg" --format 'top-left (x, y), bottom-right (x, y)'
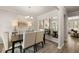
top-left (33, 45), bottom-right (36, 53)
top-left (23, 49), bottom-right (25, 53)
top-left (41, 42), bottom-right (44, 48)
top-left (33, 45), bottom-right (37, 53)
top-left (35, 44), bottom-right (38, 52)
top-left (5, 50), bottom-right (7, 53)
top-left (20, 46), bottom-right (22, 53)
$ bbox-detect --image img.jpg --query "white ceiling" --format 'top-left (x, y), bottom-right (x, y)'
top-left (0, 6), bottom-right (57, 16)
top-left (0, 6), bottom-right (79, 16)
top-left (65, 6), bottom-right (79, 13)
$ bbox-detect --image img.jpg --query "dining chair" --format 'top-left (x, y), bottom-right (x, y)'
top-left (22, 32), bottom-right (36, 53)
top-left (1, 32), bottom-right (12, 53)
top-left (2, 32), bottom-right (22, 53)
top-left (35, 30), bottom-right (44, 51)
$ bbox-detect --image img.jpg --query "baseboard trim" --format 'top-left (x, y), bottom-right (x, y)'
top-left (58, 43), bottom-right (64, 49)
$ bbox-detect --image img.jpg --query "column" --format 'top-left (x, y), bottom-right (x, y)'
top-left (57, 6), bottom-right (67, 49)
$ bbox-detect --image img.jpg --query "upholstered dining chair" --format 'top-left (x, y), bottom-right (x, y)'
top-left (1, 32), bottom-right (12, 53)
top-left (22, 32), bottom-right (36, 53)
top-left (1, 32), bottom-right (22, 53)
top-left (35, 30), bottom-right (44, 51)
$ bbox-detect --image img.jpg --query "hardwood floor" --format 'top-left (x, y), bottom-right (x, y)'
top-left (38, 35), bottom-right (79, 53)
top-left (0, 44), bottom-right (3, 52)
top-left (62, 36), bottom-right (79, 53)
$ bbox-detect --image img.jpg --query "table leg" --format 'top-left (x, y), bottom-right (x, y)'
top-left (19, 41), bottom-right (22, 53)
top-left (12, 42), bottom-right (14, 53)
top-left (43, 33), bottom-right (45, 44)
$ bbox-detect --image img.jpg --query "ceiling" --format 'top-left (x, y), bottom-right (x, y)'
top-left (0, 6), bottom-right (79, 16)
top-left (0, 6), bottom-right (57, 16)
top-left (65, 6), bottom-right (79, 13)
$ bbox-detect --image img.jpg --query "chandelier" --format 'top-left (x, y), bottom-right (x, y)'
top-left (25, 16), bottom-right (33, 19)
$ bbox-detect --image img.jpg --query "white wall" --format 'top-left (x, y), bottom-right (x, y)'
top-left (0, 11), bottom-right (17, 32)
top-left (0, 10), bottom-right (18, 43)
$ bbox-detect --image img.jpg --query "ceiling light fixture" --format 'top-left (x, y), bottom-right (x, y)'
top-left (25, 16), bottom-right (30, 19)
top-left (25, 16), bottom-right (33, 19)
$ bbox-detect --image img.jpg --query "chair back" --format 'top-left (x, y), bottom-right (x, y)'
top-left (23, 32), bottom-right (36, 49)
top-left (11, 34), bottom-right (18, 42)
top-left (35, 30), bottom-right (44, 44)
top-left (1, 32), bottom-right (10, 51)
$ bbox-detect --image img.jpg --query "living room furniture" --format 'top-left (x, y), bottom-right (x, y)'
top-left (70, 29), bottom-right (79, 38)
